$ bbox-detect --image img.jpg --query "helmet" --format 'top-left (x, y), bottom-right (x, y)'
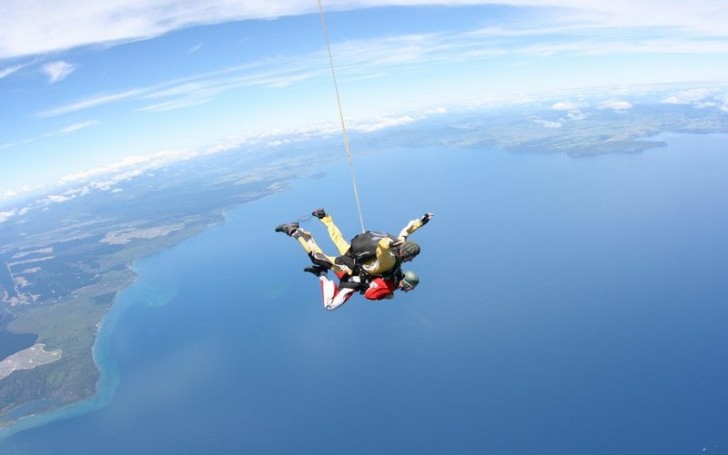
top-left (400, 270), bottom-right (419, 291)
top-left (399, 241), bottom-right (421, 261)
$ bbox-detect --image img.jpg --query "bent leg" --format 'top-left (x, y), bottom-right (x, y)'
top-left (320, 276), bottom-right (354, 311)
top-left (297, 229), bottom-right (351, 274)
top-left (295, 229), bottom-right (331, 259)
top-left (320, 215), bottom-right (351, 255)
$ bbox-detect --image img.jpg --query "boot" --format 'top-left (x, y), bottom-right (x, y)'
top-left (274, 222), bottom-right (299, 236)
top-left (311, 208), bottom-right (327, 219)
top-left (303, 266), bottom-right (327, 277)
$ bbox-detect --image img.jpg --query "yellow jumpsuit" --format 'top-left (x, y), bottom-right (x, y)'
top-left (301, 214), bottom-right (426, 276)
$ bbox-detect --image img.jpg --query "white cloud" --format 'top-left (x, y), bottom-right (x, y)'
top-left (1, 121), bottom-right (99, 159)
top-left (598, 100), bottom-right (633, 111)
top-left (662, 88), bottom-right (716, 105)
top-left (567, 110), bottom-right (587, 120)
top-left (1, 1), bottom-right (726, 60)
top-left (534, 119), bottom-right (562, 128)
top-left (58, 148), bottom-right (199, 195)
top-left (38, 62), bottom-right (319, 117)
top-left (0, 209), bottom-right (17, 223)
top-left (661, 87), bottom-right (728, 110)
top-left (557, 0), bottom-right (728, 35)
top-left (2, 189), bottom-right (18, 200)
top-left (138, 96), bottom-right (216, 113)
top-left (551, 100), bottom-right (586, 120)
top-left (0, 63), bottom-right (26, 79)
top-left (58, 120), bottom-right (100, 134)
top-left (0, 1), bottom-right (318, 59)
top-left (552, 101), bottom-right (580, 111)
top-left (28, 16), bottom-right (728, 120)
top-left (0, 188), bottom-right (28, 201)
top-left (25, 110), bottom-right (421, 201)
top-left (0, 121), bottom-right (98, 155)
top-left (62, 186), bottom-right (91, 198)
top-left (1, 184), bottom-right (42, 202)
top-left (39, 89), bottom-right (144, 118)
top-left (21, 29), bottom-right (487, 118)
top-left (47, 194), bottom-right (74, 203)
top-left (515, 37), bottom-right (728, 58)
top-left (350, 116), bottom-right (415, 132)
top-left (40, 60), bottom-right (75, 83)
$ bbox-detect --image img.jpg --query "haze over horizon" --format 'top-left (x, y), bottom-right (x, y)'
top-left (1, 0), bottom-right (727, 200)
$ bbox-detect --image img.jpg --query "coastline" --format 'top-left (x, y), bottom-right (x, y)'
top-left (0, 204), bottom-right (240, 441)
top-left (0, 267), bottom-right (140, 441)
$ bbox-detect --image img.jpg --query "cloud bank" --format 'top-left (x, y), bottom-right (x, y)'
top-left (1, 0), bottom-right (727, 60)
top-left (0, 108), bottom-right (436, 210)
top-left (662, 87), bottom-right (728, 111)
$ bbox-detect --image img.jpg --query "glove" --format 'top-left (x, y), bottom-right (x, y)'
top-left (421, 212), bottom-right (434, 225)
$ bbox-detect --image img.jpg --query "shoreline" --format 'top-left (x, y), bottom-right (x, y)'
top-left (0, 267), bottom-right (140, 441)
top-left (0, 207), bottom-right (234, 441)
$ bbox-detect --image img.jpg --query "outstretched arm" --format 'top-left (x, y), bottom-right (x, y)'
top-left (397, 213), bottom-right (434, 241)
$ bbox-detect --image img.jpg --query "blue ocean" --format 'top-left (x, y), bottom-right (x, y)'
top-left (2, 134), bottom-right (727, 454)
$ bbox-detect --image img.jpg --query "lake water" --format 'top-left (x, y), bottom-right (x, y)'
top-left (1, 134), bottom-right (727, 454)
top-left (0, 332), bottom-right (38, 362)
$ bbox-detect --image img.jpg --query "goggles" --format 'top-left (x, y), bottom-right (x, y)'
top-left (400, 279), bottom-right (417, 292)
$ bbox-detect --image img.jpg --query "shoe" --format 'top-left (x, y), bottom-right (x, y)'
top-left (275, 222), bottom-right (299, 236)
top-left (311, 208), bottom-right (327, 219)
top-left (304, 266), bottom-right (327, 277)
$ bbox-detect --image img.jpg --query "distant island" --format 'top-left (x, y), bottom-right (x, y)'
top-left (1, 87), bottom-right (726, 431)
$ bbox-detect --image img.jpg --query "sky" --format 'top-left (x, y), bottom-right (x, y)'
top-left (1, 0), bottom-right (727, 204)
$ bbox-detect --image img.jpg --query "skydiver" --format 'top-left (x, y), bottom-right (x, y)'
top-left (274, 220), bottom-right (419, 310)
top-left (308, 208), bottom-right (432, 280)
top-left (303, 264), bottom-right (419, 311)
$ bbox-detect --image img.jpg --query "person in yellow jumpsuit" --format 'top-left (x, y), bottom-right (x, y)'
top-left (275, 209), bottom-right (432, 278)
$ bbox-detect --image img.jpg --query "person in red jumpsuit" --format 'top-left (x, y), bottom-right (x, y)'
top-left (304, 265), bottom-right (419, 311)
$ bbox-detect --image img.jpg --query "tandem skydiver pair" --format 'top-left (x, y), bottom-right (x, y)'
top-left (275, 209), bottom-right (433, 310)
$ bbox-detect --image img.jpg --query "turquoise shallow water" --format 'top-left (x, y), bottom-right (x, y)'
top-left (2, 134), bottom-right (728, 454)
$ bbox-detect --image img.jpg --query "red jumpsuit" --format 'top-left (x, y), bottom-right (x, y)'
top-left (319, 272), bottom-right (397, 311)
